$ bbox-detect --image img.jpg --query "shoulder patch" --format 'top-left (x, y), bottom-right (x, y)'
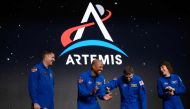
top-left (31, 67), bottom-right (37, 72)
top-left (139, 80), bottom-right (144, 86)
top-left (78, 77), bottom-right (84, 83)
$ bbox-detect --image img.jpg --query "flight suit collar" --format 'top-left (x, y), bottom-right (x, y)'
top-left (40, 62), bottom-right (49, 70)
top-left (163, 74), bottom-right (174, 79)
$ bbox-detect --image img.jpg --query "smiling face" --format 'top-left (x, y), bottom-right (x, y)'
top-left (91, 60), bottom-right (104, 76)
top-left (159, 61), bottom-right (173, 77)
top-left (160, 65), bottom-right (170, 76)
top-left (124, 73), bottom-right (133, 82)
top-left (43, 52), bottom-right (55, 67)
top-left (123, 65), bottom-right (134, 82)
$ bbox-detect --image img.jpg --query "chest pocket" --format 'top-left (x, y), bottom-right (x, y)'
top-left (120, 83), bottom-right (128, 92)
top-left (40, 71), bottom-right (50, 80)
top-left (86, 79), bottom-right (95, 90)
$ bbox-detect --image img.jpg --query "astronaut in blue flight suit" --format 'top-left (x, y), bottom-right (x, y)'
top-left (77, 59), bottom-right (112, 109)
top-left (157, 61), bottom-right (186, 109)
top-left (28, 50), bottom-right (55, 109)
top-left (106, 65), bottom-right (147, 109)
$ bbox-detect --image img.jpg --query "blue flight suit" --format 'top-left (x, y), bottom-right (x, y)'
top-left (157, 74), bottom-right (186, 109)
top-left (28, 63), bottom-right (54, 109)
top-left (77, 71), bottom-right (106, 109)
top-left (106, 74), bottom-right (147, 109)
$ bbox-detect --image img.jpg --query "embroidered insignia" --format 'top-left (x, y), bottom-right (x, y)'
top-left (131, 84), bottom-right (137, 87)
top-left (31, 67), bottom-right (37, 72)
top-left (171, 80), bottom-right (177, 84)
top-left (88, 81), bottom-right (92, 84)
top-left (78, 78), bottom-right (83, 83)
top-left (96, 82), bottom-right (102, 86)
top-left (123, 84), bottom-right (127, 87)
top-left (139, 80), bottom-right (144, 86)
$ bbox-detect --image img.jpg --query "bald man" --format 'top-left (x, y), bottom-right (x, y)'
top-left (77, 59), bottom-right (112, 109)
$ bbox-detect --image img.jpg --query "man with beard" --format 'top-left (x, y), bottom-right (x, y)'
top-left (77, 59), bottom-right (112, 109)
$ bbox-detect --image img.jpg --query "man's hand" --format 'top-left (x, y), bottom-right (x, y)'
top-left (33, 103), bottom-right (41, 109)
top-left (106, 87), bottom-right (111, 94)
top-left (103, 93), bottom-right (112, 100)
top-left (91, 86), bottom-right (99, 95)
top-left (168, 90), bottom-right (174, 96)
top-left (165, 86), bottom-right (175, 91)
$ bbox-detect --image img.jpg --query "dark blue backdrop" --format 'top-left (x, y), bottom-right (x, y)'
top-left (0, 0), bottom-right (189, 109)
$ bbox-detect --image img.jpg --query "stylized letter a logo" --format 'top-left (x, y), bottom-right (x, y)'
top-left (73, 2), bottom-right (113, 42)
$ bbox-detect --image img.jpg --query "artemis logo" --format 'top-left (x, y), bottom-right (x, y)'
top-left (59, 2), bottom-right (128, 65)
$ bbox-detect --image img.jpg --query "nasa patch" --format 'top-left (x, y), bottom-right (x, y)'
top-left (88, 80), bottom-right (92, 85)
